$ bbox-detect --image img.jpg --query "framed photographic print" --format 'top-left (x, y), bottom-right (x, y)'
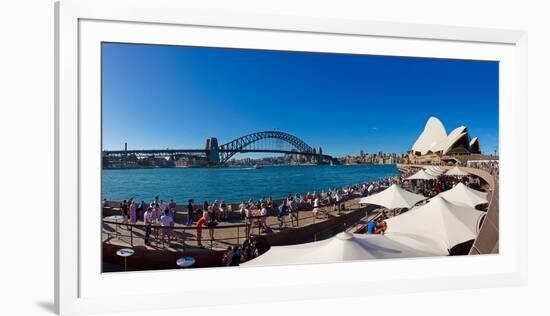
top-left (55, 0), bottom-right (527, 314)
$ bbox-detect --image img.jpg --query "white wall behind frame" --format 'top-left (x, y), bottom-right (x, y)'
top-left (0, 1), bottom-right (548, 316)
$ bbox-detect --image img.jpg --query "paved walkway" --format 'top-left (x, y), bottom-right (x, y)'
top-left (103, 198), bottom-right (363, 252)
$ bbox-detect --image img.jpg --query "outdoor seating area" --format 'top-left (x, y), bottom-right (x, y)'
top-left (244, 164), bottom-right (496, 266)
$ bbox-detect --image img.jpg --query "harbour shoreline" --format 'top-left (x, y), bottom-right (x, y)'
top-left (102, 164), bottom-right (400, 205)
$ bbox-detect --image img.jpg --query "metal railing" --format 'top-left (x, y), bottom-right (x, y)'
top-left (103, 219), bottom-right (250, 250)
top-left (102, 198), bottom-right (356, 250)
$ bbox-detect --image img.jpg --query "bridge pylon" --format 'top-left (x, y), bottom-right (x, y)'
top-left (205, 137), bottom-right (221, 164)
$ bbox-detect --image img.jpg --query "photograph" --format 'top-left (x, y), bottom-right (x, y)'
top-left (100, 42), bottom-right (499, 272)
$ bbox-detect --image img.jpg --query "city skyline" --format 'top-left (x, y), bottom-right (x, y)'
top-left (102, 42), bottom-right (499, 156)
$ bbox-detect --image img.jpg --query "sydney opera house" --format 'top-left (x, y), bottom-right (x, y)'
top-left (409, 117), bottom-right (482, 164)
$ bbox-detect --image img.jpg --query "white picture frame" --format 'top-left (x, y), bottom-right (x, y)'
top-left (55, 0), bottom-right (527, 314)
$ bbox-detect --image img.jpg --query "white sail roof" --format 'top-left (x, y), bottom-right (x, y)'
top-left (469, 137), bottom-right (481, 153)
top-left (359, 184), bottom-right (426, 209)
top-left (412, 117), bottom-right (447, 155)
top-left (242, 232), bottom-right (446, 266)
top-left (384, 196), bottom-right (485, 253)
top-left (436, 127), bottom-right (469, 154)
top-left (411, 117), bottom-right (479, 155)
top-left (437, 182), bottom-right (488, 208)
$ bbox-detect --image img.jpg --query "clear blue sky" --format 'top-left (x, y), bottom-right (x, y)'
top-left (102, 42), bottom-right (499, 156)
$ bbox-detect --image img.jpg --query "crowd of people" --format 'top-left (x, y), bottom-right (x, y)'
top-left (467, 160), bottom-right (499, 176)
top-left (221, 239), bottom-right (261, 266)
top-left (187, 173), bottom-right (406, 246)
top-left (103, 172), bottom-right (411, 248)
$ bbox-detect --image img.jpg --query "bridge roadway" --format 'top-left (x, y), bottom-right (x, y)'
top-left (103, 148), bottom-right (333, 159)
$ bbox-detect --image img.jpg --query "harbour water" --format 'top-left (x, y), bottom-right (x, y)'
top-left (102, 164), bottom-right (399, 203)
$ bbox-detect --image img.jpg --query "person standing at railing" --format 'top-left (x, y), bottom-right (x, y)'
top-left (260, 203), bottom-right (268, 233)
top-left (143, 207), bottom-right (153, 246)
top-left (187, 199), bottom-right (195, 226)
top-left (121, 200), bottom-right (129, 224)
top-left (168, 199), bottom-right (176, 213)
top-left (160, 208), bottom-right (174, 247)
top-left (312, 196), bottom-right (320, 220)
top-left (150, 204), bottom-right (162, 241)
top-left (159, 199), bottom-right (167, 213)
top-left (206, 203), bottom-right (215, 226)
top-left (288, 196), bottom-right (298, 227)
top-left (278, 200), bottom-right (289, 230)
top-left (196, 211), bottom-right (209, 248)
top-left (211, 200), bottom-right (220, 221)
top-left (166, 205), bottom-right (176, 241)
top-left (267, 196), bottom-right (273, 209)
top-left (206, 205), bottom-right (218, 242)
top-left (335, 191), bottom-right (342, 213)
top-left (129, 200), bottom-right (137, 225)
top-left (137, 200), bottom-right (146, 221)
top-left (220, 200), bottom-right (228, 221)
top-left (239, 201), bottom-right (246, 221)
top-left (151, 203), bottom-right (162, 221)
top-left (244, 203), bottom-right (253, 237)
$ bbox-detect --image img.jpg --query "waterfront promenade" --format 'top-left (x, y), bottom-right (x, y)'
top-left (102, 197), bottom-right (372, 271)
top-left (102, 163), bottom-right (498, 271)
top-left (103, 196), bottom-right (364, 249)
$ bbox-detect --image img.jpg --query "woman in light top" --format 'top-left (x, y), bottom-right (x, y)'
top-left (206, 205), bottom-right (218, 242)
top-left (260, 203), bottom-right (268, 233)
top-left (129, 200), bottom-right (137, 224)
top-left (239, 201), bottom-right (246, 220)
top-left (152, 204), bottom-right (162, 221)
top-left (160, 208), bottom-right (174, 247)
top-left (312, 196), bottom-right (320, 220)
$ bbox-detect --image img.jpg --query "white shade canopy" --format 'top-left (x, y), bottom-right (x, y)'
top-left (406, 169), bottom-right (438, 180)
top-left (444, 166), bottom-right (471, 177)
top-left (424, 166), bottom-right (443, 176)
top-left (359, 184), bottom-right (426, 209)
top-left (242, 232), bottom-right (446, 266)
top-left (434, 166), bottom-right (446, 173)
top-left (424, 169), bottom-right (441, 177)
top-left (438, 183), bottom-right (488, 208)
top-left (384, 196), bottom-right (485, 253)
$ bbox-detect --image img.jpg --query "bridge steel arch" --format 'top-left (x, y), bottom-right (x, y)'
top-left (218, 131), bottom-right (316, 163)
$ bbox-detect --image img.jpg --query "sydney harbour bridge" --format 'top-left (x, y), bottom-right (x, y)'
top-left (102, 131), bottom-right (335, 167)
